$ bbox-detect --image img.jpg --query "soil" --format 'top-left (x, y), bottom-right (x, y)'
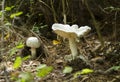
top-left (0, 31), bottom-right (120, 82)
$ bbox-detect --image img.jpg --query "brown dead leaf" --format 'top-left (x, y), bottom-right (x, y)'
top-left (55, 59), bottom-right (64, 64)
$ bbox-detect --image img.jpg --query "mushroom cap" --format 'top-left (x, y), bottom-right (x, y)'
top-left (77, 26), bottom-right (91, 37)
top-left (52, 23), bottom-right (91, 38)
top-left (52, 23), bottom-right (78, 38)
top-left (26, 37), bottom-right (40, 48)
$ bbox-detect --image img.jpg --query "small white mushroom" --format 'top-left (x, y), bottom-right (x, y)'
top-left (26, 37), bottom-right (40, 59)
top-left (52, 23), bottom-right (91, 59)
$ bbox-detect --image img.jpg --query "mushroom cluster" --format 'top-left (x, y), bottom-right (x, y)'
top-left (52, 23), bottom-right (91, 60)
top-left (26, 37), bottom-right (40, 59)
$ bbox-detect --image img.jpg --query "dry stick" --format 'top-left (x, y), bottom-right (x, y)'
top-left (1, 0), bottom-right (5, 56)
top-left (113, 11), bottom-right (117, 43)
top-left (62, 0), bottom-right (67, 24)
top-left (39, 0), bottom-right (52, 11)
top-left (50, 0), bottom-right (58, 23)
top-left (39, 0), bottom-right (59, 23)
top-left (84, 0), bottom-right (104, 46)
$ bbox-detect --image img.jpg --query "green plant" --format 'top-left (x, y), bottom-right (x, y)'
top-left (9, 41), bottom-right (24, 56)
top-left (13, 56), bottom-right (22, 69)
top-left (0, 5), bottom-right (23, 19)
top-left (5, 6), bottom-right (15, 11)
top-left (73, 68), bottom-right (94, 78)
top-left (104, 6), bottom-right (120, 12)
top-left (10, 11), bottom-right (23, 18)
top-left (36, 64), bottom-right (53, 78)
top-left (13, 56), bottom-right (31, 69)
top-left (32, 23), bottom-right (48, 34)
top-left (11, 72), bottom-right (34, 82)
top-left (18, 72), bottom-right (33, 82)
top-left (0, 11), bottom-right (2, 17)
top-left (63, 66), bottom-right (73, 74)
top-left (105, 66), bottom-right (120, 73)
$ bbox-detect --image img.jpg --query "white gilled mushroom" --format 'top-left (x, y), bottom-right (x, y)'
top-left (52, 23), bottom-right (91, 60)
top-left (26, 37), bottom-right (40, 59)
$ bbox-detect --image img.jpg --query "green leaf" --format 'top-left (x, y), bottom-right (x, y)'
top-left (22, 56), bottom-right (31, 61)
top-left (73, 68), bottom-right (93, 78)
top-left (5, 22), bottom-right (12, 26)
top-left (5, 6), bottom-right (14, 11)
top-left (18, 72), bottom-right (33, 82)
top-left (37, 65), bottom-right (53, 78)
top-left (9, 47), bottom-right (18, 56)
top-left (63, 66), bottom-right (73, 74)
top-left (15, 12), bottom-right (23, 16)
top-left (106, 66), bottom-right (120, 72)
top-left (36, 64), bottom-right (47, 70)
top-left (80, 68), bottom-right (93, 75)
top-left (10, 11), bottom-right (23, 18)
top-left (13, 57), bottom-right (22, 69)
top-left (10, 13), bottom-right (16, 18)
top-left (110, 66), bottom-right (120, 71)
top-left (16, 43), bottom-right (24, 49)
top-left (0, 11), bottom-right (2, 17)
top-left (73, 71), bottom-right (81, 78)
top-left (5, 7), bottom-right (11, 11)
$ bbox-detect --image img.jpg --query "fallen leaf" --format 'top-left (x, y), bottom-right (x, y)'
top-left (52, 40), bottom-right (61, 45)
top-left (63, 66), bottom-right (73, 74)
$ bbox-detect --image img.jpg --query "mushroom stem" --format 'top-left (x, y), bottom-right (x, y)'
top-left (31, 48), bottom-right (36, 59)
top-left (68, 37), bottom-right (78, 59)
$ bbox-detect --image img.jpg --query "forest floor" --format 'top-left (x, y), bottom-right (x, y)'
top-left (0, 31), bottom-right (120, 82)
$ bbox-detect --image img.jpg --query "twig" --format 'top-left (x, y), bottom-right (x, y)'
top-left (50, 0), bottom-right (58, 22)
top-left (62, 0), bottom-right (67, 24)
top-left (84, 0), bottom-right (104, 46)
top-left (113, 11), bottom-right (117, 43)
top-left (1, 0), bottom-right (5, 56)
